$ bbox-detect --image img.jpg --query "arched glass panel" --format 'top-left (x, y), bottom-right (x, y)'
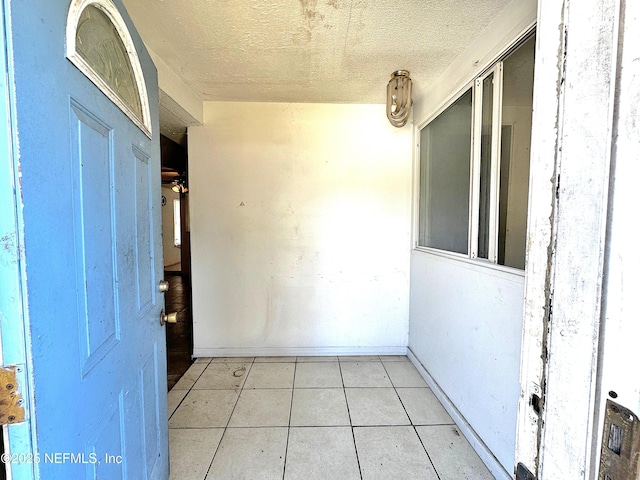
top-left (76, 5), bottom-right (143, 120)
top-left (66, 0), bottom-right (152, 137)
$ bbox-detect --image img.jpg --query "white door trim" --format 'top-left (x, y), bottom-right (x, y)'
top-left (0, 2), bottom-right (37, 478)
top-left (514, 0), bottom-right (566, 474)
top-left (516, 0), bottom-right (622, 477)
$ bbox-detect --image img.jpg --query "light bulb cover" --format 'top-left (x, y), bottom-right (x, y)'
top-left (386, 70), bottom-right (412, 128)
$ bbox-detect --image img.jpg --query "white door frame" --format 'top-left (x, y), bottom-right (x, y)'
top-left (516, 0), bottom-right (628, 477)
top-left (0, 2), bottom-right (37, 479)
top-left (590, 0), bottom-right (640, 476)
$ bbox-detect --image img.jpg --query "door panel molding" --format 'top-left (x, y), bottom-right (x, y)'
top-left (133, 145), bottom-right (157, 316)
top-left (70, 99), bottom-right (122, 377)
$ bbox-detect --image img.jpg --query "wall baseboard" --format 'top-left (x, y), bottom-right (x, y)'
top-left (193, 346), bottom-right (408, 358)
top-left (407, 348), bottom-right (513, 480)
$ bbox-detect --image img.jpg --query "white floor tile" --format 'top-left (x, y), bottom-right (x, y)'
top-left (340, 362), bottom-right (393, 388)
top-left (173, 362), bottom-right (208, 390)
top-left (416, 425), bottom-right (494, 479)
top-left (396, 388), bottom-right (454, 425)
top-left (382, 361), bottom-right (427, 387)
top-left (193, 357), bottom-right (213, 364)
top-left (206, 428), bottom-right (288, 480)
top-left (354, 426), bottom-right (439, 480)
top-left (169, 389), bottom-right (239, 428)
top-left (379, 355), bottom-right (409, 362)
top-left (227, 389), bottom-right (292, 427)
top-left (244, 362), bottom-right (295, 389)
top-left (167, 356), bottom-right (492, 479)
top-left (254, 356), bottom-right (293, 362)
top-left (339, 355), bottom-right (380, 362)
top-left (169, 428), bottom-right (224, 480)
top-left (192, 363), bottom-right (250, 390)
top-left (296, 356), bottom-right (338, 362)
top-left (211, 357), bottom-right (254, 363)
top-left (345, 388), bottom-right (410, 426)
top-left (168, 389), bottom-right (188, 419)
top-left (294, 362), bottom-right (343, 388)
top-left (290, 389), bottom-right (350, 426)
top-left (285, 427), bottom-right (360, 480)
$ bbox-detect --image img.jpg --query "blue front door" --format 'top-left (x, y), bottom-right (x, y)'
top-left (3, 0), bottom-right (168, 478)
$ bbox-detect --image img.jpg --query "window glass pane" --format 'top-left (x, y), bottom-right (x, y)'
top-left (498, 35), bottom-right (535, 269)
top-left (173, 198), bottom-right (181, 247)
top-left (478, 74), bottom-right (494, 259)
top-left (418, 89), bottom-right (472, 254)
top-left (76, 5), bottom-right (143, 120)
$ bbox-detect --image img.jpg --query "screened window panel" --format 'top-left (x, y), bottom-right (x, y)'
top-left (418, 89), bottom-right (473, 254)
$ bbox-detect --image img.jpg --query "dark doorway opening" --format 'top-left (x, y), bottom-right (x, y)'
top-left (160, 135), bottom-right (193, 390)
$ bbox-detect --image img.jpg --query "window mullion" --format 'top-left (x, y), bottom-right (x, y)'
top-left (469, 78), bottom-right (483, 260)
top-left (488, 63), bottom-right (504, 263)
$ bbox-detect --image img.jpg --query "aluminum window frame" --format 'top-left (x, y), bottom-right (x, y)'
top-left (416, 85), bottom-right (475, 259)
top-left (414, 30), bottom-right (533, 274)
top-left (470, 63), bottom-right (504, 263)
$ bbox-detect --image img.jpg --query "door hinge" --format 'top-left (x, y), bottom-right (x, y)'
top-left (516, 462), bottom-right (536, 480)
top-left (0, 365), bottom-right (25, 425)
top-left (599, 399), bottom-right (640, 479)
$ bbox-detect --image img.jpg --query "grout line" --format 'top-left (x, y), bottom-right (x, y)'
top-left (227, 424), bottom-right (349, 429)
top-left (170, 356), bottom-right (419, 478)
top-left (339, 359), bottom-right (363, 480)
top-left (282, 362), bottom-right (297, 480)
top-left (224, 361), bottom-right (254, 429)
top-left (201, 361), bottom-right (255, 480)
top-left (167, 390), bottom-right (189, 422)
top-left (167, 360), bottom-right (212, 421)
top-left (346, 423), bottom-right (414, 428)
top-left (413, 424), bottom-right (442, 480)
top-left (380, 361), bottom-right (442, 480)
top-left (168, 423), bottom-right (444, 429)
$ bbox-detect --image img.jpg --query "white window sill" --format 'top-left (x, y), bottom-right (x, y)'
top-left (412, 246), bottom-right (526, 280)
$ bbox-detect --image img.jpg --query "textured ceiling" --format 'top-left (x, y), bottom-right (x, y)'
top-left (122, 0), bottom-right (512, 105)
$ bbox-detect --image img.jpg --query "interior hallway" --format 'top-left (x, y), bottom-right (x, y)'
top-left (167, 356), bottom-right (494, 479)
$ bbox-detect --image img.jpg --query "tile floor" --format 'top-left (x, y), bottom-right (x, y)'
top-left (168, 355), bottom-right (494, 480)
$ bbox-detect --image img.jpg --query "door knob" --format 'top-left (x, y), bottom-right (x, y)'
top-left (158, 280), bottom-right (170, 292)
top-left (160, 310), bottom-right (178, 326)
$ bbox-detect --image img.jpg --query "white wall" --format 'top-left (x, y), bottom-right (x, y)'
top-left (409, 0), bottom-right (536, 477)
top-left (189, 102), bottom-right (413, 356)
top-left (410, 254), bottom-right (524, 473)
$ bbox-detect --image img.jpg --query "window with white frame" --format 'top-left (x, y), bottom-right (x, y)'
top-left (417, 34), bottom-right (535, 270)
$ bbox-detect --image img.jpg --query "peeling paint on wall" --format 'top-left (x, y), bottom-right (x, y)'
top-left (0, 232), bottom-right (21, 266)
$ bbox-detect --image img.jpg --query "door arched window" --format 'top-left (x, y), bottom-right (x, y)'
top-left (66, 0), bottom-right (152, 137)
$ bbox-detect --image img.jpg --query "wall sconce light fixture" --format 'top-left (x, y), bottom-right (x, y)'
top-left (171, 175), bottom-right (188, 193)
top-left (386, 70), bottom-right (412, 128)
